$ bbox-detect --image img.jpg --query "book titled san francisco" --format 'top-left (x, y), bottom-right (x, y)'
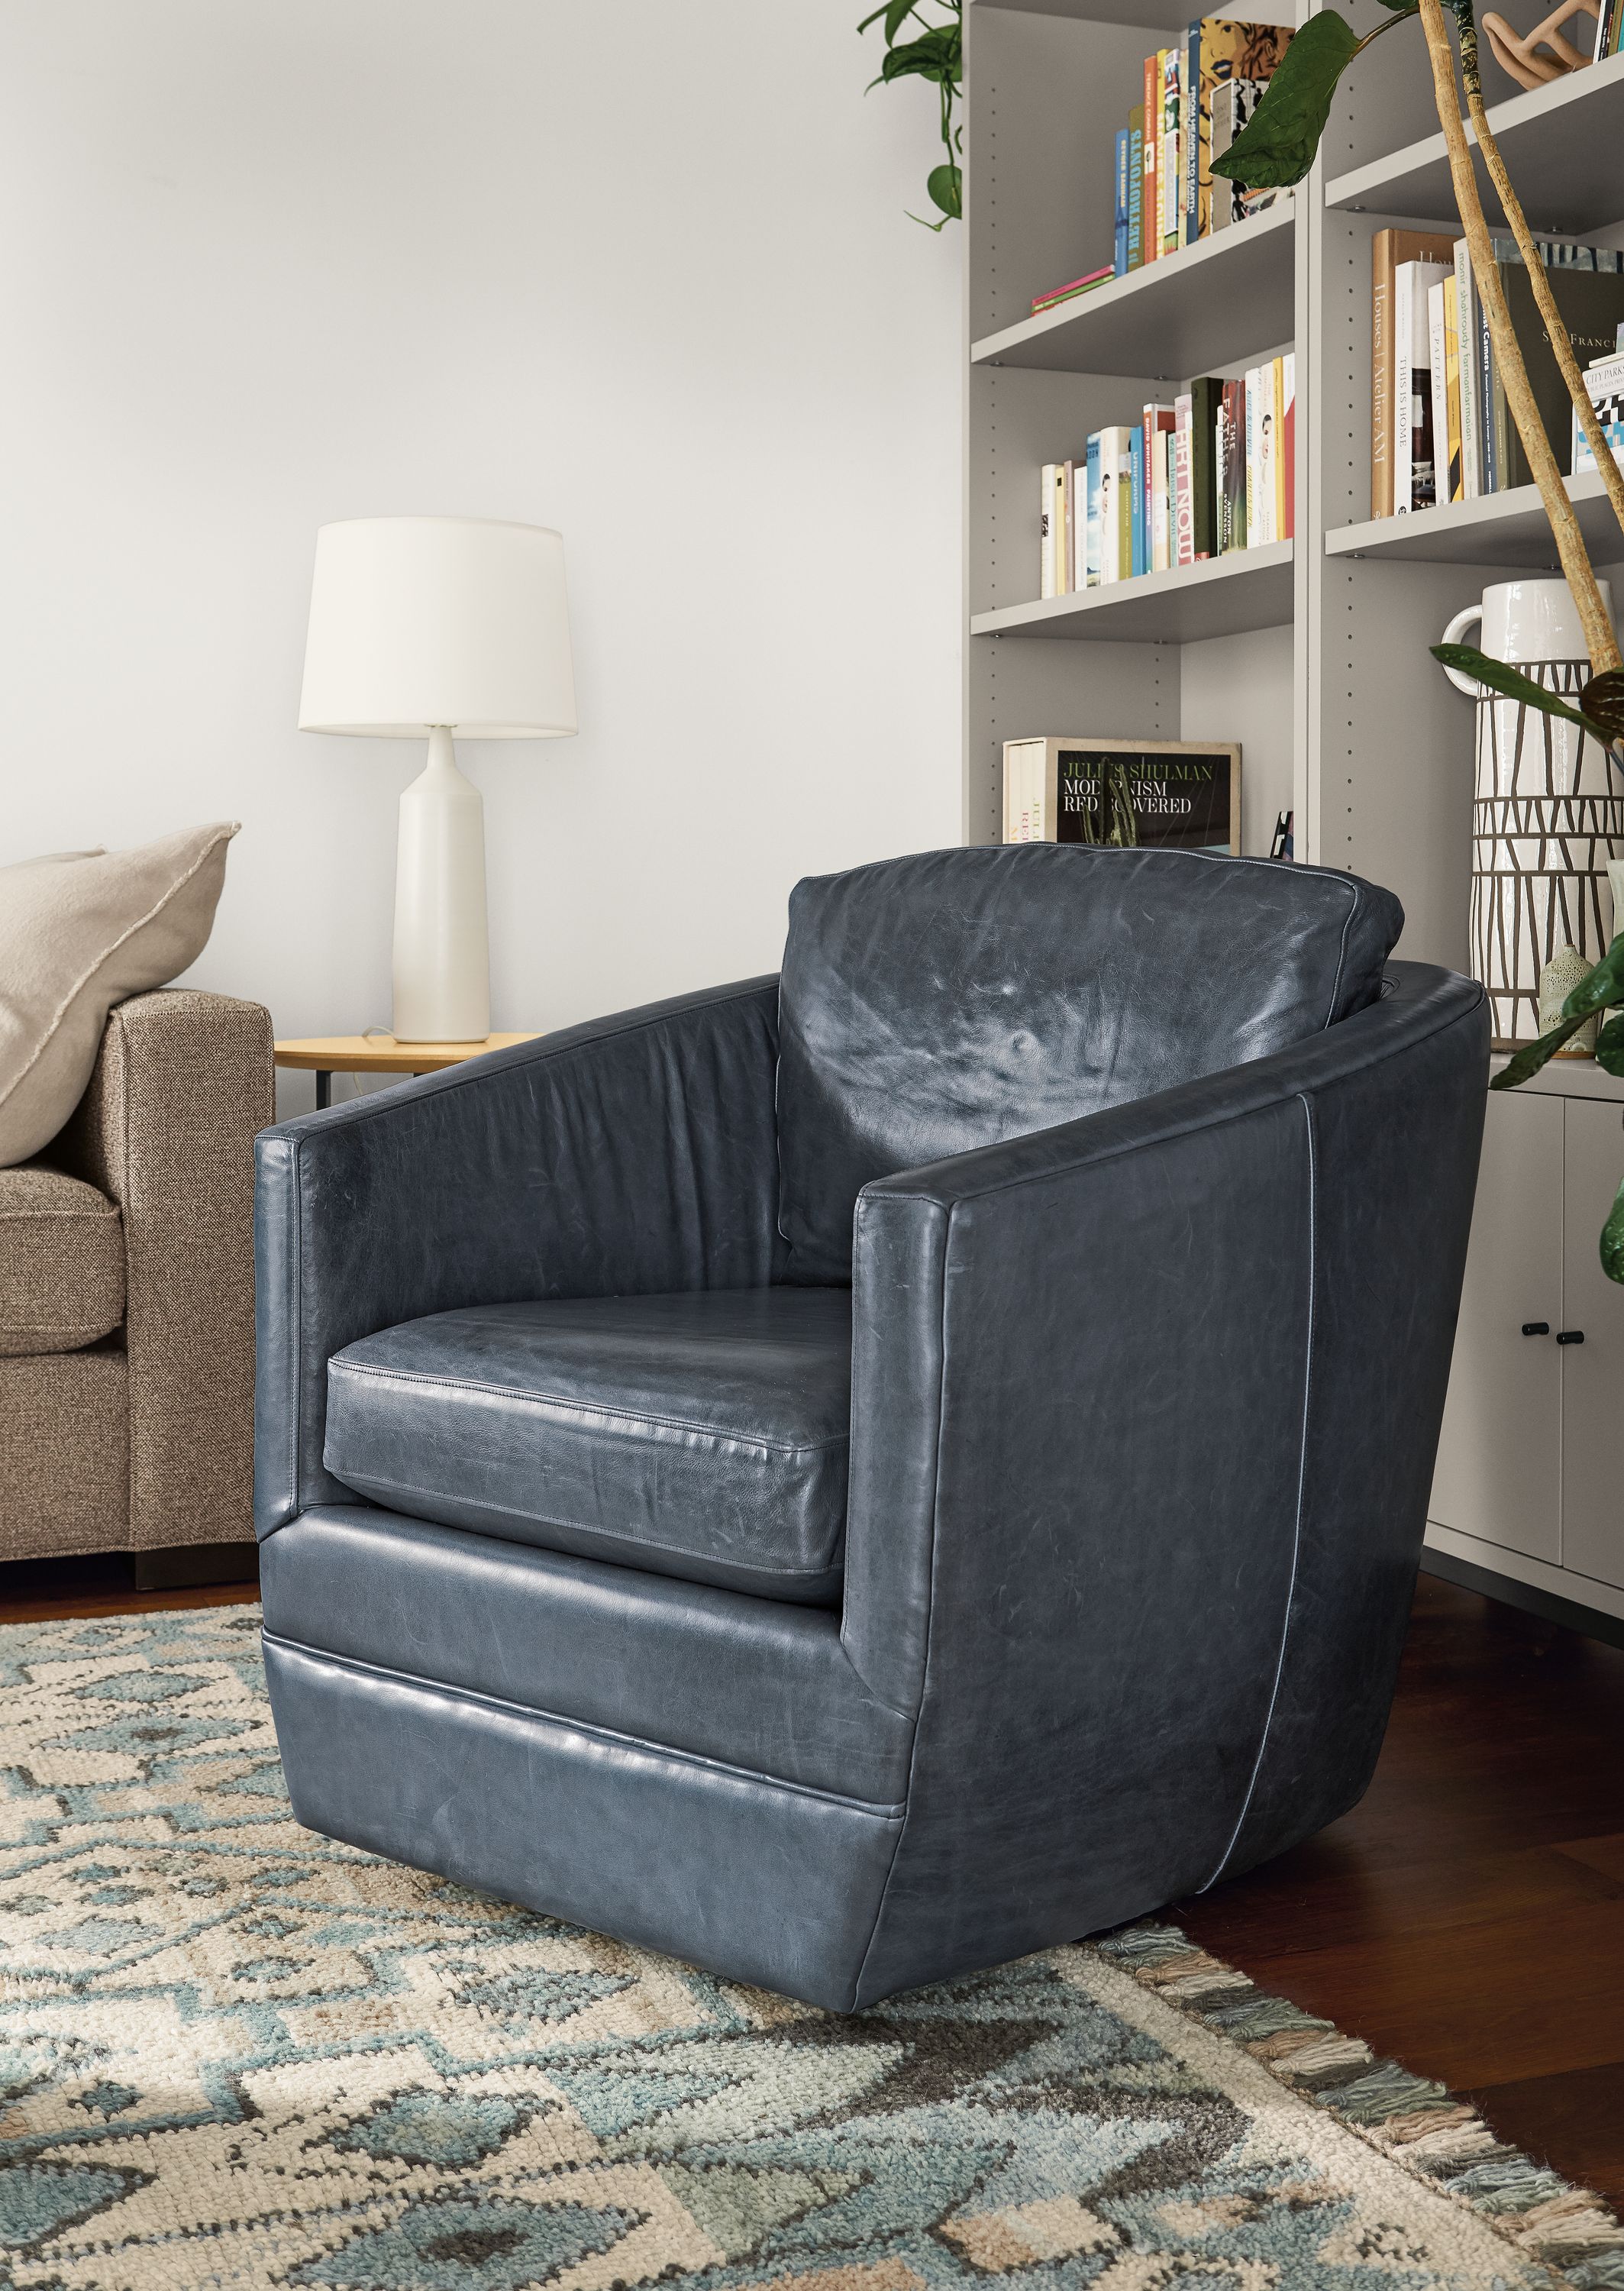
top-left (1002, 736), bottom-right (1241, 852)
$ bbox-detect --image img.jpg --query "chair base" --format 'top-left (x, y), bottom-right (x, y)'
top-left (262, 1631), bottom-right (902, 2014)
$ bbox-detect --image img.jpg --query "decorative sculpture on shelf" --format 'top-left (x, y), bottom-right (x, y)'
top-left (1481, 0), bottom-right (1598, 87)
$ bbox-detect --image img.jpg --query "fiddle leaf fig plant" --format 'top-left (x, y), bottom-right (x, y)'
top-left (1216, 0), bottom-right (1624, 1275)
top-left (859, 0), bottom-right (963, 229)
top-left (1492, 933), bottom-right (1624, 1280)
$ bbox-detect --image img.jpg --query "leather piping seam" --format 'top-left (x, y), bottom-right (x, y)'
top-left (327, 1359), bottom-right (849, 1456)
top-left (260, 1630), bottom-right (905, 1818)
top-left (1324, 883), bottom-right (1359, 1028)
top-left (848, 1191), bottom-right (949, 2004)
top-left (873, 992), bottom-right (1480, 1216)
top-left (1199, 1089), bottom-right (1316, 1892)
top-left (319, 1468), bottom-right (843, 1582)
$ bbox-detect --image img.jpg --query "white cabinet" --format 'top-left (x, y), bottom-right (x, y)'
top-left (1428, 1068), bottom-right (1624, 1609)
top-left (1560, 1097), bottom-right (1624, 1591)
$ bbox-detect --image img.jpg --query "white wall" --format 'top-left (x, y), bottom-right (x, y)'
top-left (1, 1), bottom-right (962, 1103)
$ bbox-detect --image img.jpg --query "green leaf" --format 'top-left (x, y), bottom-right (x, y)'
top-left (1490, 1007), bottom-right (1594, 1085)
top-left (1210, 11), bottom-right (1361, 189)
top-left (1602, 1176), bottom-right (1624, 1284)
top-left (857, 3), bottom-right (892, 30)
top-left (1595, 1011), bottom-right (1624, 1077)
top-left (1580, 666), bottom-right (1624, 739)
top-left (1562, 932), bottom-right (1624, 1018)
top-left (1430, 643), bottom-right (1617, 740)
top-left (880, 27), bottom-right (959, 82)
top-left (885, 0), bottom-right (918, 37)
top-left (925, 161), bottom-right (962, 217)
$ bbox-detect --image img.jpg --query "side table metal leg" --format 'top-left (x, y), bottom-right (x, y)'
top-left (315, 1071), bottom-right (331, 1110)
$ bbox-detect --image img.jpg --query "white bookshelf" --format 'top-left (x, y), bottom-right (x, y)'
top-left (963, 0), bottom-right (1624, 966)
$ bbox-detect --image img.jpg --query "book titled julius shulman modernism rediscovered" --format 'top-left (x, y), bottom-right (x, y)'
top-left (1001, 738), bottom-right (1241, 851)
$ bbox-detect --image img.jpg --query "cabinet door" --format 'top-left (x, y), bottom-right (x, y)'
top-left (1561, 1097), bottom-right (1624, 1589)
top-left (1429, 1089), bottom-right (1563, 1562)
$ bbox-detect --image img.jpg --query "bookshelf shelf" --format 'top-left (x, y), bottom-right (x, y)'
top-left (1327, 472), bottom-right (1624, 570)
top-left (972, 544), bottom-right (1294, 643)
top-left (963, 0), bottom-right (1622, 948)
top-left (972, 201), bottom-right (1295, 380)
top-left (1324, 52), bottom-right (1624, 237)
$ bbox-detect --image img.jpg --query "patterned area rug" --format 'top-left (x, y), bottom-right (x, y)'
top-left (2, 1606), bottom-right (1622, 2291)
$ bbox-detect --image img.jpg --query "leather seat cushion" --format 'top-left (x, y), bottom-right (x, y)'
top-left (776, 844), bottom-right (1405, 1281)
top-left (0, 1163), bottom-right (124, 1356)
top-left (324, 1288), bottom-right (852, 1604)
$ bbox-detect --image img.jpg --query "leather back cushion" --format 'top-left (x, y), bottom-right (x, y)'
top-left (775, 845), bottom-right (1404, 1282)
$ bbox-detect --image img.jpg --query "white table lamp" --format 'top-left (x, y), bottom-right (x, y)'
top-left (299, 515), bottom-right (576, 1044)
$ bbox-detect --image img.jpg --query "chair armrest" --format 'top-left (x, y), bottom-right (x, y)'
top-left (254, 975), bottom-right (783, 1540)
top-left (49, 989), bottom-right (275, 1550)
top-left (840, 963), bottom-right (1487, 1998)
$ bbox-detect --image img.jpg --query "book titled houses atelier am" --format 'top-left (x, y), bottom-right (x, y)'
top-left (1002, 737), bottom-right (1241, 851)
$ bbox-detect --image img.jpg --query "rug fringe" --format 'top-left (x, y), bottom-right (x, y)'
top-left (1094, 1922), bottom-right (1624, 2291)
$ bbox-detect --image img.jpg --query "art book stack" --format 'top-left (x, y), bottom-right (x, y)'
top-left (1372, 228), bottom-right (1624, 515)
top-left (1039, 356), bottom-right (1293, 596)
top-left (1025, 16), bottom-right (1293, 321)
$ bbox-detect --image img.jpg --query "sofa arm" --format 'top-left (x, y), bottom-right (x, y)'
top-left (254, 976), bottom-right (784, 1541)
top-left (49, 989), bottom-right (275, 1552)
top-left (840, 963), bottom-right (1487, 1999)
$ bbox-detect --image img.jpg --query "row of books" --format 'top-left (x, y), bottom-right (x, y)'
top-left (1373, 228), bottom-right (1624, 516)
top-left (1588, 0), bottom-right (1624, 59)
top-left (1038, 355), bottom-right (1295, 595)
top-left (1029, 17), bottom-right (1293, 319)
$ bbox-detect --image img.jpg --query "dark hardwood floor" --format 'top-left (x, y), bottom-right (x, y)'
top-left (3, 1556), bottom-right (1621, 2205)
top-left (1179, 1570), bottom-right (1624, 2210)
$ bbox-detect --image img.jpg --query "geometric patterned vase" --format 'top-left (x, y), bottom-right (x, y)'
top-left (1469, 656), bottom-right (1624, 1044)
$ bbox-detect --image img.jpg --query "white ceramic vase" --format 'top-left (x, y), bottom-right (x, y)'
top-left (1442, 577), bottom-right (1623, 1045)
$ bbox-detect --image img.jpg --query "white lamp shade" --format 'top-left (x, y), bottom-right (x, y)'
top-left (298, 516), bottom-right (577, 738)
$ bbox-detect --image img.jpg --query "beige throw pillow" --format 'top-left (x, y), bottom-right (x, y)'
top-left (0, 822), bottom-right (240, 1167)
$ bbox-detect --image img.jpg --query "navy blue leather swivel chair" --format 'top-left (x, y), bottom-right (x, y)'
top-left (255, 845), bottom-right (1487, 2011)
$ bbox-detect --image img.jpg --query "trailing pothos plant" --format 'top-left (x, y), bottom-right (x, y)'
top-left (1216, 0), bottom-right (1624, 1274)
top-left (859, 0), bottom-right (963, 229)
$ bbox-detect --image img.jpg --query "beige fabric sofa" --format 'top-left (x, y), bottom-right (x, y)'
top-left (0, 990), bottom-right (273, 1579)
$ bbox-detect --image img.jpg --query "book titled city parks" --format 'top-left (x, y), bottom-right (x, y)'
top-left (1002, 737), bottom-right (1241, 852)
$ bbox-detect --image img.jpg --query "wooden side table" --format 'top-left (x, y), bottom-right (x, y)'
top-left (273, 1032), bottom-right (541, 1109)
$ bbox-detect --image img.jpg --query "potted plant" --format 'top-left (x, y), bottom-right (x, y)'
top-left (860, 0), bottom-right (963, 229)
top-left (1216, 0), bottom-right (1624, 1272)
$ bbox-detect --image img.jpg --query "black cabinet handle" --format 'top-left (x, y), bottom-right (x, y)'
top-left (1522, 1322), bottom-right (1550, 1336)
top-left (1558, 1330), bottom-right (1586, 1345)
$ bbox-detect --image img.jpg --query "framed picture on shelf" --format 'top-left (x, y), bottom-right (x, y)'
top-left (1002, 736), bottom-right (1241, 853)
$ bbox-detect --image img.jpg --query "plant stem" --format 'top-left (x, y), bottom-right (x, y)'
top-left (1456, 57), bottom-right (1624, 582)
top-left (1413, 0), bottom-right (1620, 674)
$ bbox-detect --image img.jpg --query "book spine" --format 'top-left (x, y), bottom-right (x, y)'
top-left (1143, 53), bottom-right (1160, 266)
top-left (1174, 393), bottom-right (1195, 564)
top-left (1429, 280), bottom-right (1448, 509)
top-left (1162, 45), bottom-right (1180, 254)
top-left (1002, 741), bottom-right (1043, 844)
top-left (1040, 464), bottom-right (1056, 596)
top-left (1281, 352), bottom-right (1296, 540)
top-left (1183, 20), bottom-right (1202, 244)
top-left (1454, 239), bottom-right (1480, 498)
top-left (1054, 462), bottom-right (1071, 594)
top-left (1086, 434), bottom-right (1102, 583)
top-left (1114, 130), bottom-right (1131, 276)
top-left (1190, 376), bottom-right (1219, 558)
top-left (1490, 266), bottom-right (1515, 487)
top-left (1373, 230), bottom-right (1395, 516)
top-left (1444, 279), bottom-right (1463, 502)
top-left (1129, 424), bottom-right (1147, 575)
top-left (1128, 110), bottom-right (1145, 273)
top-left (1245, 366), bottom-right (1259, 542)
top-left (1273, 355), bottom-right (1287, 541)
top-left (1118, 431), bottom-right (1135, 578)
top-left (1395, 267), bottom-right (1414, 513)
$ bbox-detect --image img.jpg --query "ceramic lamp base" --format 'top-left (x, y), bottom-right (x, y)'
top-left (392, 726), bottom-right (492, 1045)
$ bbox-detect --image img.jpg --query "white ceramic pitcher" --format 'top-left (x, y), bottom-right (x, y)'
top-left (1441, 577), bottom-right (1622, 1044)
